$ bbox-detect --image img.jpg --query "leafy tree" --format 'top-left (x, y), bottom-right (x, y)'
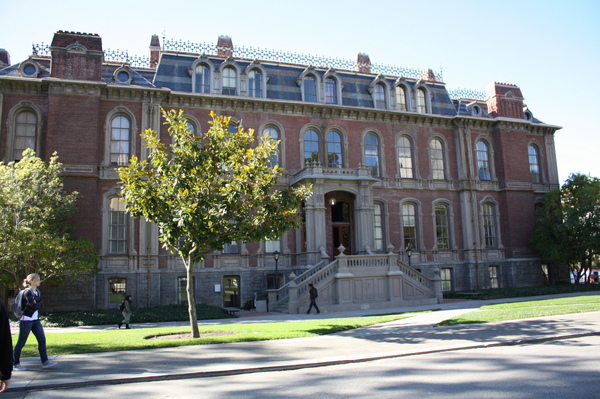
top-left (0, 149), bottom-right (99, 290)
top-left (532, 173), bottom-right (600, 283)
top-left (119, 109), bottom-right (312, 337)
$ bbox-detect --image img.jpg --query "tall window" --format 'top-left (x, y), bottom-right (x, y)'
top-left (435, 204), bottom-right (450, 249)
top-left (264, 238), bottom-right (281, 254)
top-left (222, 67), bottom-right (237, 95)
top-left (223, 241), bottom-right (239, 254)
top-left (248, 69), bottom-right (262, 98)
top-left (14, 110), bottom-right (37, 160)
top-left (482, 203), bottom-right (496, 248)
top-left (303, 75), bottom-right (317, 102)
top-left (374, 202), bottom-right (384, 251)
top-left (195, 64), bottom-right (211, 94)
top-left (489, 266), bottom-right (499, 288)
top-left (108, 197), bottom-right (128, 254)
top-left (396, 86), bottom-right (407, 111)
top-left (110, 116), bottom-right (130, 166)
top-left (429, 138), bottom-right (446, 180)
top-left (364, 133), bottom-right (381, 177)
top-left (263, 126), bottom-right (280, 167)
top-left (402, 202), bottom-right (417, 250)
top-left (441, 268), bottom-right (453, 291)
top-left (108, 278), bottom-right (126, 308)
top-left (374, 83), bottom-right (387, 109)
top-left (325, 78), bottom-right (338, 104)
top-left (327, 131), bottom-right (343, 168)
top-left (476, 141), bottom-right (491, 180)
top-left (417, 88), bottom-right (427, 113)
top-left (528, 145), bottom-right (541, 183)
top-left (304, 129), bottom-right (320, 165)
top-left (177, 277), bottom-right (188, 305)
top-left (398, 136), bottom-right (414, 178)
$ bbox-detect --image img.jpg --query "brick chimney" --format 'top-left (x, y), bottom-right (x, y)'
top-left (355, 53), bottom-right (371, 73)
top-left (216, 35), bottom-right (233, 58)
top-left (149, 34), bottom-right (161, 69)
top-left (485, 82), bottom-right (525, 119)
top-left (50, 31), bottom-right (103, 81)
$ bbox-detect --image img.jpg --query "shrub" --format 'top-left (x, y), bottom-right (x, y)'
top-left (443, 283), bottom-right (600, 300)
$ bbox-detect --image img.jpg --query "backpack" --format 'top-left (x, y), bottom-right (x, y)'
top-left (13, 289), bottom-right (27, 318)
top-left (118, 301), bottom-right (126, 311)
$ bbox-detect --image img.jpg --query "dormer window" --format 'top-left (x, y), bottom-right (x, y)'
top-left (222, 66), bottom-right (237, 95)
top-left (20, 62), bottom-right (39, 77)
top-left (113, 67), bottom-right (132, 84)
top-left (117, 71), bottom-right (130, 83)
top-left (303, 75), bottom-right (317, 102)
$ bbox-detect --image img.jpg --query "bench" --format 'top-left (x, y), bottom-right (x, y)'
top-left (224, 307), bottom-right (241, 318)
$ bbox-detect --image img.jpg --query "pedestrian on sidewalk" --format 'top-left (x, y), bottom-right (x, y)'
top-left (13, 273), bottom-right (57, 371)
top-left (306, 284), bottom-right (320, 314)
top-left (0, 300), bottom-right (13, 392)
top-left (118, 295), bottom-right (133, 329)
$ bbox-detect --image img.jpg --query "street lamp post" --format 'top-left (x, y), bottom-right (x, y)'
top-left (405, 244), bottom-right (413, 268)
top-left (273, 250), bottom-right (280, 289)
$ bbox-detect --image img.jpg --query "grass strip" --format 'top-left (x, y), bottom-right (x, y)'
top-left (437, 295), bottom-right (600, 326)
top-left (18, 314), bottom-right (413, 357)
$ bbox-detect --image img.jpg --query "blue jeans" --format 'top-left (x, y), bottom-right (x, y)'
top-left (13, 319), bottom-right (48, 365)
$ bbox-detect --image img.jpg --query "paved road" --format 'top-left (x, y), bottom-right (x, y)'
top-left (3, 292), bottom-right (600, 397)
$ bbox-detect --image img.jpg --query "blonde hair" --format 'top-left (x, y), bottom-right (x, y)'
top-left (23, 273), bottom-right (41, 287)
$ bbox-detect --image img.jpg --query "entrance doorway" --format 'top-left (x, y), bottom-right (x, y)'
top-left (331, 200), bottom-right (352, 256)
top-left (223, 276), bottom-right (240, 307)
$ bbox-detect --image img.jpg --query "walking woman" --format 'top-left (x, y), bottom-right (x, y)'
top-left (118, 295), bottom-right (133, 329)
top-left (13, 273), bottom-right (57, 371)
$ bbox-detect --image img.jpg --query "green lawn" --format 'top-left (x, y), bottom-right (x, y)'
top-left (18, 314), bottom-right (412, 357)
top-left (437, 295), bottom-right (600, 326)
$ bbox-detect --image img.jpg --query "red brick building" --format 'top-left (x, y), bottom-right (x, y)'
top-left (0, 31), bottom-right (563, 312)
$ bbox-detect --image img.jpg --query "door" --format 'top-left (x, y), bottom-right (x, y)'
top-left (331, 200), bottom-right (352, 256)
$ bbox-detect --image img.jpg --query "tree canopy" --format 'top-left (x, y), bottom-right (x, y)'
top-left (531, 173), bottom-right (600, 283)
top-left (119, 109), bottom-right (312, 337)
top-left (0, 149), bottom-right (98, 290)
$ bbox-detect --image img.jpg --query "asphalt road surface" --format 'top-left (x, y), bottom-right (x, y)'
top-left (4, 335), bottom-right (599, 399)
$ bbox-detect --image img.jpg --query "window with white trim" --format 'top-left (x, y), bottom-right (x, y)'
top-left (435, 203), bottom-right (450, 249)
top-left (108, 197), bottom-right (128, 254)
top-left (364, 133), bottom-right (381, 177)
top-left (441, 268), bottom-right (453, 291)
top-left (396, 85), bottom-right (408, 111)
top-left (398, 136), bottom-right (414, 178)
top-left (374, 83), bottom-right (387, 109)
top-left (194, 64), bottom-right (211, 94)
top-left (13, 110), bottom-right (37, 160)
top-left (263, 126), bottom-right (280, 167)
top-left (430, 138), bottom-right (446, 180)
top-left (304, 129), bottom-right (320, 165)
top-left (417, 88), bottom-right (427, 113)
top-left (325, 77), bottom-right (338, 104)
top-left (374, 202), bottom-right (385, 252)
top-left (249, 69), bottom-right (262, 98)
top-left (482, 203), bottom-right (497, 248)
top-left (110, 115), bottom-right (131, 166)
top-left (528, 145), bottom-right (541, 183)
top-left (222, 66), bottom-right (237, 95)
top-left (327, 131), bottom-right (343, 168)
top-left (476, 141), bottom-right (491, 180)
top-left (402, 202), bottom-right (417, 250)
top-left (303, 75), bottom-right (317, 102)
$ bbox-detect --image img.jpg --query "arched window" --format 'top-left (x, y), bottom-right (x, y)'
top-left (194, 64), bottom-right (211, 94)
top-left (110, 115), bottom-right (131, 166)
top-left (304, 129), bottom-right (320, 165)
top-left (528, 145), bottom-right (541, 183)
top-left (396, 85), bottom-right (408, 111)
top-left (476, 141), bottom-right (491, 180)
top-left (429, 138), bottom-right (446, 180)
top-left (327, 131), bottom-right (343, 168)
top-left (249, 69), bottom-right (262, 98)
top-left (364, 133), bottom-right (381, 177)
top-left (398, 136), bottom-right (414, 178)
top-left (13, 110), bottom-right (37, 160)
top-left (402, 202), bottom-right (417, 250)
top-left (417, 88), bottom-right (427, 113)
top-left (222, 67), bottom-right (237, 95)
top-left (263, 126), bottom-right (280, 167)
top-left (374, 83), bottom-right (387, 109)
top-left (108, 197), bottom-right (128, 254)
top-left (325, 78), bottom-right (338, 104)
top-left (435, 203), bottom-right (450, 249)
top-left (482, 203), bottom-right (497, 248)
top-left (303, 75), bottom-right (317, 102)
top-left (374, 202), bottom-right (385, 252)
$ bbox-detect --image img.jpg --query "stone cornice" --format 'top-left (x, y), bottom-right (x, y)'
top-left (0, 76), bottom-right (47, 95)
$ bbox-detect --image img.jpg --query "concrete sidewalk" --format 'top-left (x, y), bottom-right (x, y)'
top-left (8, 292), bottom-right (600, 393)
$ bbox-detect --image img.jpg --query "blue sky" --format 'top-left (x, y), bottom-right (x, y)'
top-left (2, 0), bottom-right (599, 184)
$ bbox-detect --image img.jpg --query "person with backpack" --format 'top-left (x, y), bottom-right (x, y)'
top-left (306, 283), bottom-right (320, 314)
top-left (13, 273), bottom-right (57, 371)
top-left (0, 300), bottom-right (13, 392)
top-left (118, 295), bottom-right (133, 329)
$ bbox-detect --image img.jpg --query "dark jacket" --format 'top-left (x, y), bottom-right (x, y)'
top-left (0, 301), bottom-right (13, 381)
top-left (309, 286), bottom-right (318, 300)
top-left (21, 288), bottom-right (44, 318)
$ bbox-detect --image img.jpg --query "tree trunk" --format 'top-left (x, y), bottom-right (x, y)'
top-left (183, 256), bottom-right (200, 338)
